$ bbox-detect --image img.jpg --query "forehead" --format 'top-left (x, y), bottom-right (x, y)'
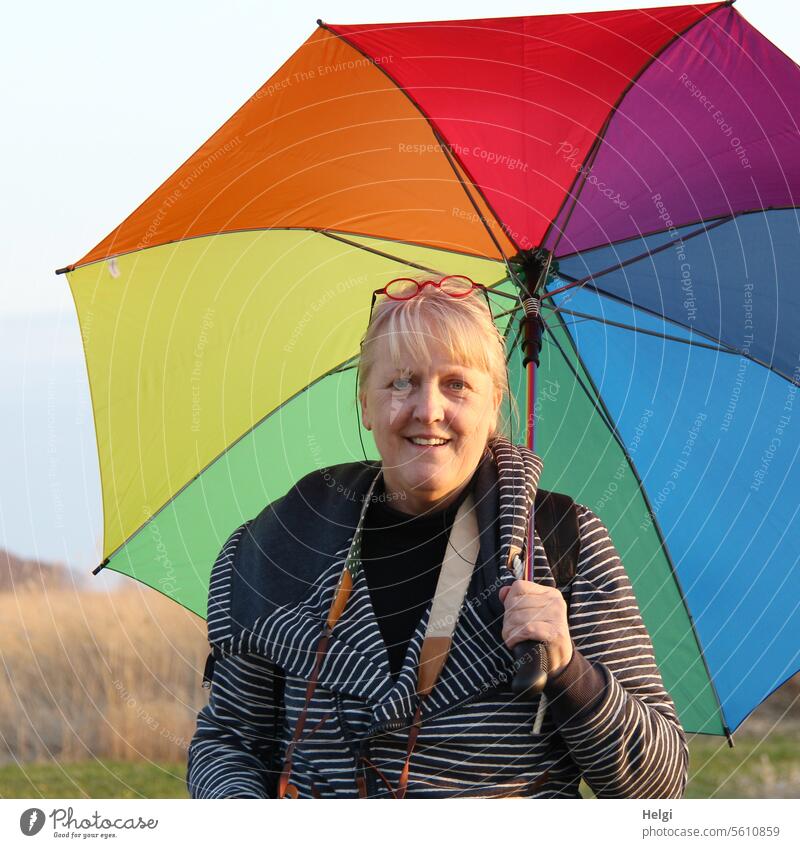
top-left (373, 331), bottom-right (486, 375)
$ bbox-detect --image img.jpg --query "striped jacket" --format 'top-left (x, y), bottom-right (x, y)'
top-left (187, 438), bottom-right (688, 798)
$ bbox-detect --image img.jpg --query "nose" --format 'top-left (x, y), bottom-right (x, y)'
top-left (412, 379), bottom-right (445, 424)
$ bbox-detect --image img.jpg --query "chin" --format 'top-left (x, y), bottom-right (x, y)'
top-left (406, 477), bottom-right (454, 496)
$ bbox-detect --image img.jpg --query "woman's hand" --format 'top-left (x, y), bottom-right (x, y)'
top-left (498, 580), bottom-right (573, 676)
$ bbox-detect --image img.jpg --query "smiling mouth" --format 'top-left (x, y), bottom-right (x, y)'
top-left (406, 438), bottom-right (451, 448)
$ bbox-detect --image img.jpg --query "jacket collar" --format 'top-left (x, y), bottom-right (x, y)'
top-left (234, 437), bottom-right (543, 722)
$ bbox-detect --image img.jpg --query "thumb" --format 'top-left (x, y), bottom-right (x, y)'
top-left (498, 585), bottom-right (510, 604)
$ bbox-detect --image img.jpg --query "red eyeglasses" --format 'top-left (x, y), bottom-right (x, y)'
top-left (366, 275), bottom-right (491, 329)
top-left (376, 274), bottom-right (486, 300)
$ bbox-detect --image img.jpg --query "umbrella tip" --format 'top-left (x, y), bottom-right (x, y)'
top-left (317, 18), bottom-right (324, 26)
top-left (92, 558), bottom-right (109, 576)
top-left (55, 266), bottom-right (72, 275)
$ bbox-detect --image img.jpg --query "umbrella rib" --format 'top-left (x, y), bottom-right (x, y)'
top-left (427, 138), bottom-right (519, 275)
top-left (316, 230), bottom-right (517, 301)
top-left (579, 284), bottom-right (789, 381)
top-left (318, 230), bottom-right (448, 275)
top-left (543, 304), bottom-right (730, 354)
top-left (545, 113), bottom-right (611, 257)
top-left (537, 210), bottom-right (800, 373)
top-left (542, 310), bottom-right (730, 735)
top-left (544, 215), bottom-right (733, 300)
top-left (316, 227), bottom-right (516, 266)
top-left (317, 21), bottom-right (520, 272)
top-left (539, 316), bottom-right (620, 439)
top-left (541, 0), bottom-right (731, 254)
top-left (57, 225), bottom-right (510, 275)
top-left (95, 279), bottom-right (519, 570)
top-left (94, 265), bottom-right (517, 570)
top-left (554, 205), bottom-right (798, 263)
top-left (93, 351), bottom-right (370, 572)
top-left (319, 229), bottom-right (521, 303)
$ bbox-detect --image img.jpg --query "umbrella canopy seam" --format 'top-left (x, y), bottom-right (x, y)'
top-left (543, 308), bottom-right (730, 737)
top-left (57, 224), bottom-right (512, 275)
top-left (543, 1), bottom-right (731, 254)
top-left (318, 21), bottom-right (520, 263)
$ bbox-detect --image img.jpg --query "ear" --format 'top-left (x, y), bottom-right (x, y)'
top-left (359, 391), bottom-right (372, 431)
top-left (493, 385), bottom-right (503, 422)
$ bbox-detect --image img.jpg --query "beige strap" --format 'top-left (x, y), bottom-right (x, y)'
top-left (288, 483), bottom-right (482, 798)
top-left (417, 493), bottom-right (480, 696)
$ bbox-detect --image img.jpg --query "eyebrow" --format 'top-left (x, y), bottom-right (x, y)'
top-left (392, 366), bottom-right (471, 375)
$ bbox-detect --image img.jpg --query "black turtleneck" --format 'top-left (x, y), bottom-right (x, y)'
top-left (360, 471), bottom-right (478, 682)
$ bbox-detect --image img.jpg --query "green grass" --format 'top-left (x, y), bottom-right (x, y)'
top-left (0, 760), bottom-right (189, 799)
top-left (1, 732), bottom-right (796, 798)
top-left (685, 732), bottom-right (799, 799)
top-left (576, 732), bottom-right (799, 799)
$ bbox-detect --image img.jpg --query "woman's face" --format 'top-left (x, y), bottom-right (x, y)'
top-left (359, 331), bottom-right (502, 515)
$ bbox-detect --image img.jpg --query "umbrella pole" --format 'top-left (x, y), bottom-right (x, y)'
top-left (509, 250), bottom-right (551, 701)
top-left (523, 296), bottom-right (542, 582)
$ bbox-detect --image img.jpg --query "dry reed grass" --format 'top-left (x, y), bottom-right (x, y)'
top-left (2, 580), bottom-right (798, 781)
top-left (0, 584), bottom-right (209, 765)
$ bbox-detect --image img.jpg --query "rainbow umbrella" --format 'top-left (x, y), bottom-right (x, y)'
top-left (59, 2), bottom-right (800, 738)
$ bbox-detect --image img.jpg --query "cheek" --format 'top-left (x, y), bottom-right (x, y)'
top-left (463, 399), bottom-right (496, 437)
top-left (372, 394), bottom-right (408, 429)
top-left (468, 395), bottom-right (494, 420)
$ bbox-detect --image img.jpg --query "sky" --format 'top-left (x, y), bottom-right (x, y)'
top-left (1, 0), bottom-right (798, 574)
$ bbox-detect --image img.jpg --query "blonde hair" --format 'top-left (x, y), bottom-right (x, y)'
top-left (357, 274), bottom-right (519, 440)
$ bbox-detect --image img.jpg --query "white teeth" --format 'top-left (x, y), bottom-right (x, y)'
top-left (410, 438), bottom-right (448, 445)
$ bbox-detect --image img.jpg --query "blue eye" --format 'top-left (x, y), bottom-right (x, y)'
top-left (390, 376), bottom-right (467, 391)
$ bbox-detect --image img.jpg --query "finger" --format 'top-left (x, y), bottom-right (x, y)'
top-left (503, 592), bottom-right (561, 613)
top-left (504, 606), bottom-right (560, 624)
top-left (505, 579), bottom-right (558, 601)
top-left (504, 615), bottom-right (561, 640)
top-left (502, 620), bottom-right (557, 649)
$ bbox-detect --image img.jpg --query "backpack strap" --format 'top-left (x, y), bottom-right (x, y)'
top-left (533, 489), bottom-right (580, 609)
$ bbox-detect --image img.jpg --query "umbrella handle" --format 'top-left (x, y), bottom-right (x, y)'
top-left (507, 557), bottom-right (549, 698)
top-left (511, 640), bottom-right (548, 698)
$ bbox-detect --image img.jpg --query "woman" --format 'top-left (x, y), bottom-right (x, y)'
top-left (187, 274), bottom-right (688, 799)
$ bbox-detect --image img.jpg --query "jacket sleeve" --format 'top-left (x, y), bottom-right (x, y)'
top-left (186, 525), bottom-right (284, 799)
top-left (187, 653), bottom-right (283, 798)
top-left (544, 506), bottom-right (689, 799)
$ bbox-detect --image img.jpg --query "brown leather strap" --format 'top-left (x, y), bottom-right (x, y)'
top-left (528, 769), bottom-right (550, 795)
top-left (356, 699), bottom-right (424, 799)
top-left (277, 628), bottom-right (330, 799)
top-left (358, 756), bottom-right (400, 797)
top-left (395, 701), bottom-right (423, 800)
